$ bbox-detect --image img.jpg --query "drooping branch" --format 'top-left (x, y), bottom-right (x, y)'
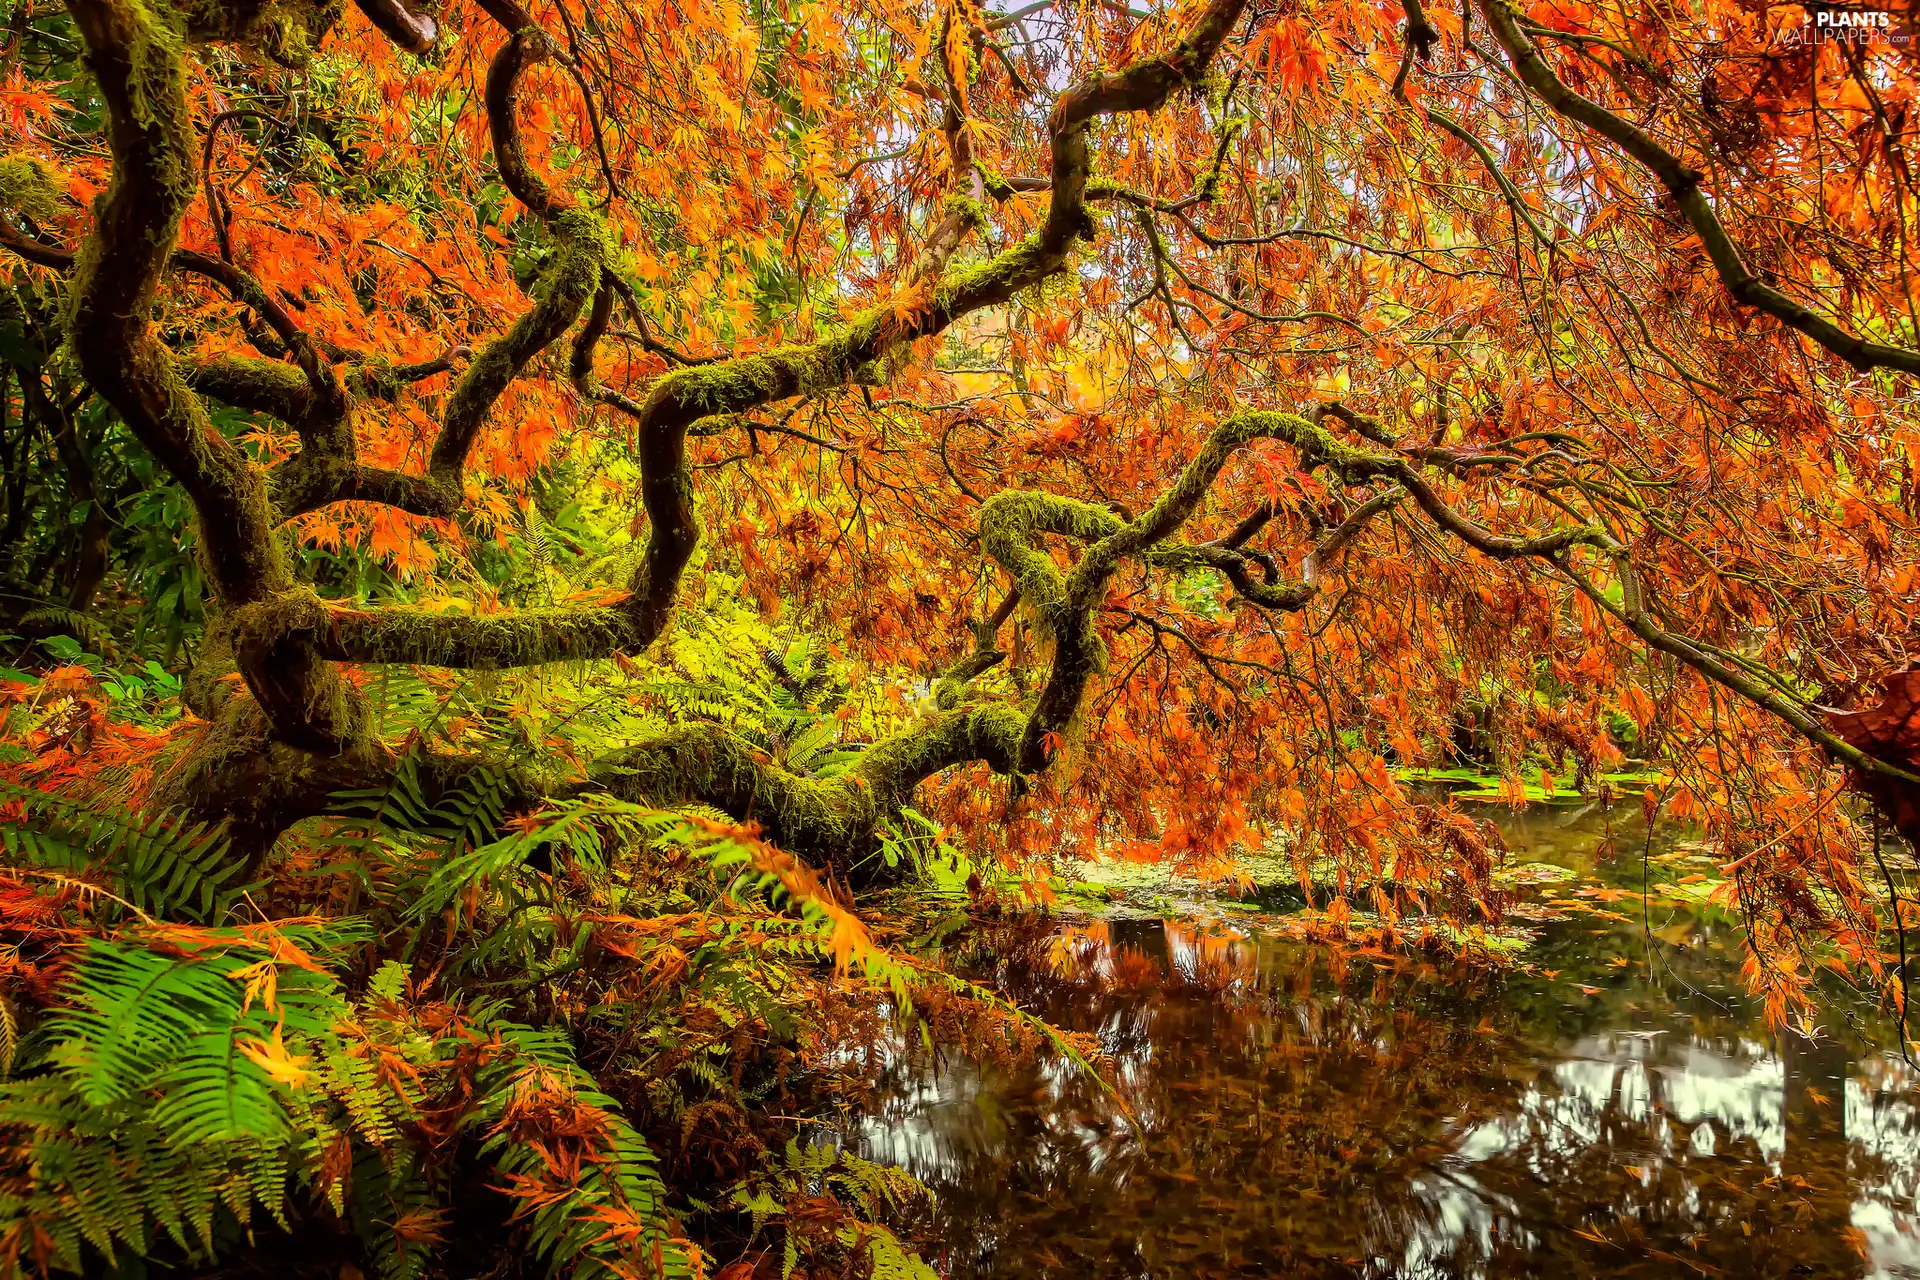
top-left (538, 0), bottom-right (1259, 686)
top-left (0, 227), bottom-right (453, 448)
top-left (1302, 490), bottom-right (1402, 585)
top-left (976, 414), bottom-right (1321, 773)
top-left (977, 407), bottom-right (1616, 773)
top-left (0, 201), bottom-right (355, 438)
top-left (1553, 555), bottom-right (1920, 794)
top-left (582, 407), bottom-right (1344, 852)
top-left (278, 4), bottom-right (608, 523)
top-left (618, 404), bottom-right (1443, 846)
top-left (1475, 0), bottom-right (1920, 377)
top-left (424, 13), bottom-right (609, 492)
top-left (1256, 407), bottom-right (1920, 832)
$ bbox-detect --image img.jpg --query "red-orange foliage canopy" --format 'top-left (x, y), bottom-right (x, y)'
top-left (3, 0), bottom-right (1919, 1019)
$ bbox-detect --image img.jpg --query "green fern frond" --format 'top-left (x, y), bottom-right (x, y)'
top-left (349, 1145), bottom-right (437, 1280)
top-left (0, 782), bottom-right (248, 923)
top-left (0, 921), bottom-right (381, 1275)
top-left (19, 608), bottom-right (108, 650)
top-left (320, 1040), bottom-right (406, 1146)
top-left (408, 796), bottom-right (678, 925)
top-left (48, 929), bottom-right (354, 1130)
top-left (0, 996), bottom-right (15, 1080)
top-left (329, 755), bottom-right (513, 867)
top-left (842, 1224), bottom-right (940, 1280)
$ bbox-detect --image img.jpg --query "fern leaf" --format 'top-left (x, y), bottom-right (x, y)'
top-left (0, 782), bottom-right (249, 922)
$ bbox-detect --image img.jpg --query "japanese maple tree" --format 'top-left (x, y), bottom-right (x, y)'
top-left (2, 0), bottom-right (1918, 1030)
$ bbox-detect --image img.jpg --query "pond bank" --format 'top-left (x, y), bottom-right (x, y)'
top-left (840, 800), bottom-right (1920, 1278)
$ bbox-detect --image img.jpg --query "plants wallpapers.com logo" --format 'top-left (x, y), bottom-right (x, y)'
top-left (1773, 7), bottom-right (1914, 47)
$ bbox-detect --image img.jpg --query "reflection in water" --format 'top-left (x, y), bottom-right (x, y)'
top-left (845, 804), bottom-right (1920, 1278)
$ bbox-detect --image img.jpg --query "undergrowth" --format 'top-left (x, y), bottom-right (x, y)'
top-left (0, 601), bottom-right (1097, 1279)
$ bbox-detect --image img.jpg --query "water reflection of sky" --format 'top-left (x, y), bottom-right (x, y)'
top-left (852, 939), bottom-right (1920, 1277)
top-left (1402, 1038), bottom-right (1920, 1278)
top-left (842, 805), bottom-right (1920, 1279)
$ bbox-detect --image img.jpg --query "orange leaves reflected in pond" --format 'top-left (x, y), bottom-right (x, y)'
top-left (846, 813), bottom-right (1919, 1280)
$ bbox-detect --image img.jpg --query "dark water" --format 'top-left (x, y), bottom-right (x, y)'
top-left (845, 803), bottom-right (1920, 1278)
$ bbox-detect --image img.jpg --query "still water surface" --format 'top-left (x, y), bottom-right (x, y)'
top-left (846, 802), bottom-right (1920, 1278)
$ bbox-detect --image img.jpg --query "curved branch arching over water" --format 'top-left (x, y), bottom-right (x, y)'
top-left (41, 0), bottom-right (1270, 861)
top-left (32, 0), bottom-right (1920, 869)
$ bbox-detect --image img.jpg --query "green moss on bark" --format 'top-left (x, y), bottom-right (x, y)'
top-left (591, 703), bottom-right (1024, 864)
top-left (432, 206), bottom-right (610, 482)
top-left (942, 193), bottom-right (989, 232)
top-left (184, 354), bottom-right (315, 421)
top-left (978, 489), bottom-right (1123, 624)
top-left (932, 233), bottom-right (1054, 313)
top-left (231, 588), bottom-right (652, 671)
top-left (0, 154), bottom-right (62, 223)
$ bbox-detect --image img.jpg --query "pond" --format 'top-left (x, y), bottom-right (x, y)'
top-left (842, 800), bottom-right (1920, 1278)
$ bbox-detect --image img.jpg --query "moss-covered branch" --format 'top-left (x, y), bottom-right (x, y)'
top-left (973, 407), bottom-right (1609, 773)
top-left (0, 142), bottom-right (457, 528)
top-left (979, 412), bottom-right (1340, 770)
top-left (279, 7), bottom-right (607, 527)
top-left (172, 247), bottom-right (349, 444)
top-left (625, 3), bottom-right (1253, 438)
top-left (270, 460), bottom-right (464, 521)
top-left (225, 589), bottom-right (661, 671)
top-left (590, 703), bottom-right (1024, 863)
top-left (932, 589), bottom-right (1022, 710)
top-left (423, 15), bottom-right (610, 489)
top-left (591, 0), bottom-right (1254, 680)
top-left (181, 355), bottom-right (316, 423)
top-left (62, 0), bottom-right (363, 751)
